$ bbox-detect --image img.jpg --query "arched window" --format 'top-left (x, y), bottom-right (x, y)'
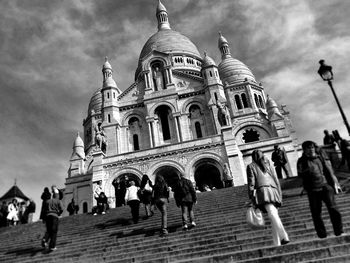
top-left (235, 94), bottom-right (243, 110)
top-left (128, 117), bottom-right (141, 150)
top-left (195, 122), bottom-right (203, 138)
top-left (254, 94), bottom-right (260, 108)
top-left (209, 71), bottom-right (213, 77)
top-left (133, 134), bottom-right (139, 150)
top-left (241, 93), bottom-right (249, 108)
top-left (155, 106), bottom-right (172, 141)
top-left (258, 95), bottom-right (264, 109)
top-left (108, 114), bottom-right (111, 123)
top-left (83, 202), bottom-right (88, 213)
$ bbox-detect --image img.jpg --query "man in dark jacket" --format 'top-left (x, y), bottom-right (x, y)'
top-left (339, 138), bottom-right (350, 172)
top-left (174, 174), bottom-right (197, 230)
top-left (271, 145), bottom-right (290, 179)
top-left (67, 198), bottom-right (79, 216)
top-left (297, 140), bottom-right (343, 238)
top-left (42, 191), bottom-right (63, 251)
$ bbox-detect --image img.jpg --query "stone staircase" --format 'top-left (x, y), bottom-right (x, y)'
top-left (1, 174), bottom-right (350, 263)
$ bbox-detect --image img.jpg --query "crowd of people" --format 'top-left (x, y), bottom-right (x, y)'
top-left (96, 172), bottom-right (198, 237)
top-left (0, 198), bottom-right (36, 227)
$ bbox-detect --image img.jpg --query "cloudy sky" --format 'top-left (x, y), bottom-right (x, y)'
top-left (0, 0), bottom-right (349, 220)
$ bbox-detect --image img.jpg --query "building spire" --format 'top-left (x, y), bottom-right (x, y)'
top-left (156, 0), bottom-right (171, 30)
top-left (102, 56), bottom-right (118, 89)
top-left (218, 32), bottom-right (231, 59)
top-left (71, 132), bottom-right (85, 160)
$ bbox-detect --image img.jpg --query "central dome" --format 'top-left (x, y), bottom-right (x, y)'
top-left (139, 29), bottom-right (200, 60)
top-left (135, 29), bottom-right (201, 79)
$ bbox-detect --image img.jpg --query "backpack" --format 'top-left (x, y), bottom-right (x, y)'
top-left (176, 179), bottom-right (188, 199)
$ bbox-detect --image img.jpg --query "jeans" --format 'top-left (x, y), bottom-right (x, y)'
top-left (307, 184), bottom-right (343, 238)
top-left (28, 213), bottom-right (34, 223)
top-left (128, 200), bottom-right (140, 224)
top-left (43, 215), bottom-right (59, 249)
top-left (265, 204), bottom-right (289, 246)
top-left (181, 202), bottom-right (195, 226)
top-left (155, 198), bottom-right (168, 232)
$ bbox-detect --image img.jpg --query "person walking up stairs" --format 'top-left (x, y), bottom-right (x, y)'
top-left (174, 173), bottom-right (197, 231)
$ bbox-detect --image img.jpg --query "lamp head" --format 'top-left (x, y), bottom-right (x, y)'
top-left (317, 59), bottom-right (333, 81)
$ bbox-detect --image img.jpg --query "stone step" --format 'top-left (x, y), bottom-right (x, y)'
top-left (1, 178), bottom-right (350, 263)
top-left (2, 202), bottom-right (350, 258)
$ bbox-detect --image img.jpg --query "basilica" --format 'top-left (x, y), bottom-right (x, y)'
top-left (63, 1), bottom-right (299, 214)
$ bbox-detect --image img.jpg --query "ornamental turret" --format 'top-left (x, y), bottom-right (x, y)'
top-left (156, 0), bottom-right (171, 30)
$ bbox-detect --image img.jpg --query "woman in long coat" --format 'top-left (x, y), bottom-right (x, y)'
top-left (247, 149), bottom-right (290, 246)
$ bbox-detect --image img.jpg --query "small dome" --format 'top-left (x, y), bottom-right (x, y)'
top-left (202, 52), bottom-right (216, 68)
top-left (102, 57), bottom-right (112, 70)
top-left (103, 78), bottom-right (122, 94)
top-left (266, 96), bottom-right (283, 119)
top-left (88, 88), bottom-right (102, 115)
top-left (218, 32), bottom-right (228, 48)
top-left (218, 57), bottom-right (256, 85)
top-left (72, 133), bottom-right (85, 159)
top-left (265, 96), bottom-right (278, 109)
top-left (156, 0), bottom-right (167, 13)
top-left (73, 133), bottom-right (84, 148)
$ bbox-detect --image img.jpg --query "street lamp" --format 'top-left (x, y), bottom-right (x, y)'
top-left (317, 59), bottom-right (350, 136)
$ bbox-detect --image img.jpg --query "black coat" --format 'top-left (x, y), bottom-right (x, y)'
top-left (174, 178), bottom-right (197, 207)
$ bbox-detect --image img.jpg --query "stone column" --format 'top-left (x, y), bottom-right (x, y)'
top-left (116, 125), bottom-right (123, 154)
top-left (154, 118), bottom-right (162, 146)
top-left (165, 66), bottom-right (173, 88)
top-left (144, 70), bottom-right (153, 94)
top-left (147, 121), bottom-right (154, 148)
top-left (173, 112), bottom-right (182, 142)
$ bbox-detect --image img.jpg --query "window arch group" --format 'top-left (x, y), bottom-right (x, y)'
top-left (254, 94), bottom-right (265, 109)
top-left (234, 93), bottom-right (249, 110)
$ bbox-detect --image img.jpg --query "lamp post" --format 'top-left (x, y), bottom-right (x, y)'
top-left (317, 60), bottom-right (350, 136)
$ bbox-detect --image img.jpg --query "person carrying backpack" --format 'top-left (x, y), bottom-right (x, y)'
top-left (174, 173), bottom-right (197, 230)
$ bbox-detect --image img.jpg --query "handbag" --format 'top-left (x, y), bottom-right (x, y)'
top-left (144, 181), bottom-right (153, 192)
top-left (246, 206), bottom-right (265, 228)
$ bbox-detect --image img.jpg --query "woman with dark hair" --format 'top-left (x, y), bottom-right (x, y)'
top-left (140, 174), bottom-right (154, 218)
top-left (153, 174), bottom-right (169, 236)
top-left (247, 149), bottom-right (289, 246)
top-left (40, 187), bottom-right (51, 222)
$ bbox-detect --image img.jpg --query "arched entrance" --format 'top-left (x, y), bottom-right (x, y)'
top-left (112, 173), bottom-right (141, 207)
top-left (154, 166), bottom-right (181, 190)
top-left (194, 159), bottom-right (223, 191)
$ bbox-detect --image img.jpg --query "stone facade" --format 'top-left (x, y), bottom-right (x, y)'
top-left (63, 1), bottom-right (300, 215)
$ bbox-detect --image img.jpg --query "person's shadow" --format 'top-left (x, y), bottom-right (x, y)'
top-left (5, 246), bottom-right (45, 256)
